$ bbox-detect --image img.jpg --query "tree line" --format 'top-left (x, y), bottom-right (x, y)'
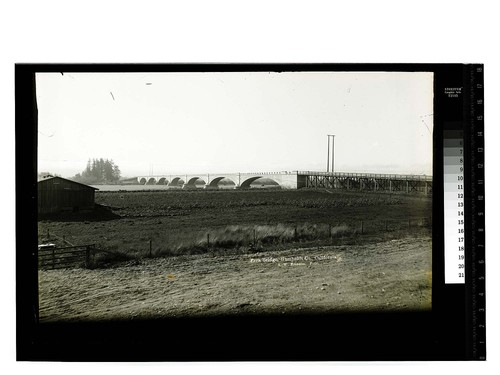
top-left (72, 158), bottom-right (121, 184)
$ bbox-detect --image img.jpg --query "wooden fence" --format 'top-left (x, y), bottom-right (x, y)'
top-left (38, 244), bottom-right (96, 270)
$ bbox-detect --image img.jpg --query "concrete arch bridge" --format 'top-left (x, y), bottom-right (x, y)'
top-left (127, 171), bottom-right (432, 194)
top-left (132, 172), bottom-right (300, 189)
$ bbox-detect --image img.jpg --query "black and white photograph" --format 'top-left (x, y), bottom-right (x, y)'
top-left (6, 1), bottom-right (499, 371)
top-left (14, 60), bottom-right (490, 365)
top-left (35, 70), bottom-right (434, 322)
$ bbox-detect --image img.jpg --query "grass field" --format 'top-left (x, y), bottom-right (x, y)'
top-left (38, 189), bottom-right (431, 265)
top-left (37, 189), bottom-right (432, 320)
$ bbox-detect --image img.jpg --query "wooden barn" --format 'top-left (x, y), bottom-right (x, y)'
top-left (37, 176), bottom-right (99, 215)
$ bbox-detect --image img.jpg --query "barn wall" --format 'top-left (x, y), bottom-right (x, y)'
top-left (38, 178), bottom-right (96, 214)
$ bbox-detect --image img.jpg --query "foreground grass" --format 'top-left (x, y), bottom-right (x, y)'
top-left (38, 189), bottom-right (431, 267)
top-left (40, 221), bottom-right (431, 268)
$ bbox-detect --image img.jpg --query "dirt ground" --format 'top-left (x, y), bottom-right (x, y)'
top-left (38, 234), bottom-right (432, 322)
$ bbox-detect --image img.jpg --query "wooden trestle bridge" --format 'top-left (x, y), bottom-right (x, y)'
top-left (299, 171), bottom-right (432, 195)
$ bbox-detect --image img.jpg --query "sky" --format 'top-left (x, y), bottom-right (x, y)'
top-left (36, 71), bottom-right (434, 178)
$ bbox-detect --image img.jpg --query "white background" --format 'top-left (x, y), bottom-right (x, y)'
top-left (1, 0), bottom-right (498, 374)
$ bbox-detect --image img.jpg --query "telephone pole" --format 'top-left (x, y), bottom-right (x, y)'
top-left (327, 136), bottom-right (330, 173)
top-left (327, 134), bottom-right (335, 173)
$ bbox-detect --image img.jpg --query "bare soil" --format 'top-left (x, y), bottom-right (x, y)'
top-left (38, 234), bottom-right (431, 322)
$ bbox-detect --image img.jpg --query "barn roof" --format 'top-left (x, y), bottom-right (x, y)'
top-left (37, 176), bottom-right (99, 190)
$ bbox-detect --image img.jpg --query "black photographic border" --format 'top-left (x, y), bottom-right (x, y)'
top-left (16, 63), bottom-right (483, 361)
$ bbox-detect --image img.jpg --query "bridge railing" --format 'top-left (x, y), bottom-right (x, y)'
top-left (297, 171), bottom-right (433, 181)
top-left (136, 171), bottom-right (300, 179)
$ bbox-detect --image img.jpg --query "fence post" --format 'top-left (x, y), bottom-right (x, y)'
top-left (329, 224), bottom-right (332, 238)
top-left (207, 233), bottom-right (210, 247)
top-left (52, 247), bottom-right (55, 270)
top-left (408, 219), bottom-right (411, 230)
top-left (385, 220), bottom-right (388, 232)
top-left (361, 221), bottom-right (364, 234)
top-left (294, 226), bottom-right (298, 241)
top-left (149, 240), bottom-right (152, 257)
top-left (253, 229), bottom-right (256, 247)
top-left (47, 229), bottom-right (50, 240)
top-left (86, 246), bottom-right (91, 268)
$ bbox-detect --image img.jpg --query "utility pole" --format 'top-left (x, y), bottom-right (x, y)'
top-left (327, 134), bottom-right (335, 173)
top-left (327, 136), bottom-right (330, 173)
top-left (332, 134), bottom-right (335, 173)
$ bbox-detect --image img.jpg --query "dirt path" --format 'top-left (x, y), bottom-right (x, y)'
top-left (38, 235), bottom-right (432, 322)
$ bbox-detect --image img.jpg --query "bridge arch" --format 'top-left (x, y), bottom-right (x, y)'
top-left (139, 177), bottom-right (147, 185)
top-left (169, 177), bottom-right (184, 188)
top-left (145, 177), bottom-right (157, 185)
top-left (184, 177), bottom-right (207, 189)
top-left (240, 176), bottom-right (280, 189)
top-left (157, 177), bottom-right (168, 185)
top-left (207, 176), bottom-right (237, 189)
